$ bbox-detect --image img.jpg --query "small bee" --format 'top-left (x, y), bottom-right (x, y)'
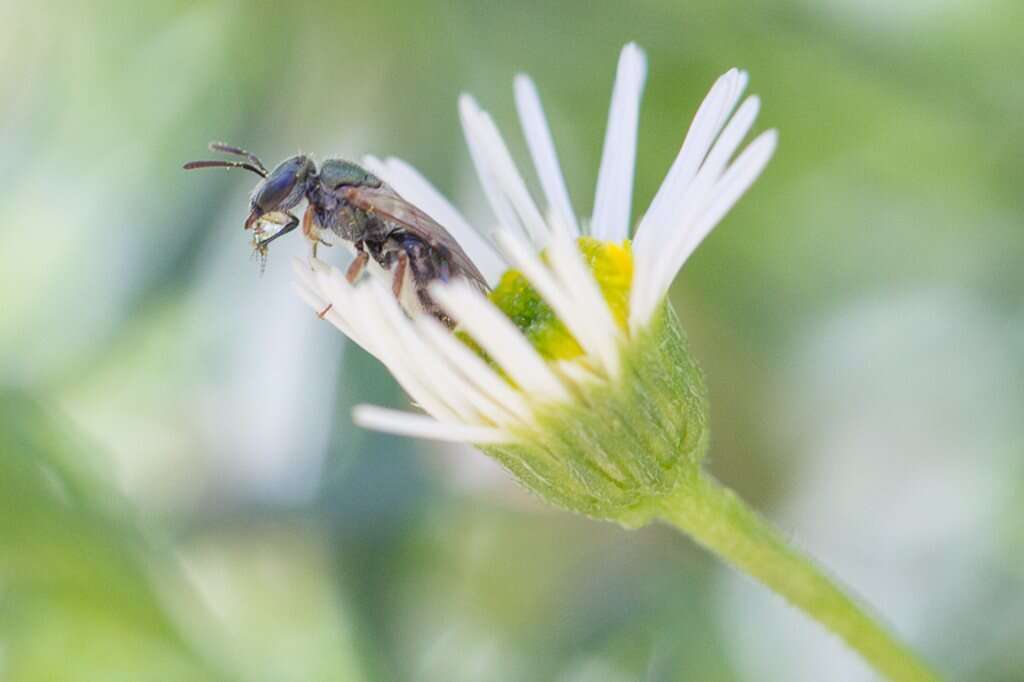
top-left (184, 142), bottom-right (488, 327)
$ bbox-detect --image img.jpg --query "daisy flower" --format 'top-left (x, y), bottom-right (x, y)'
top-left (293, 42), bottom-right (774, 519)
top-left (291, 44), bottom-right (942, 680)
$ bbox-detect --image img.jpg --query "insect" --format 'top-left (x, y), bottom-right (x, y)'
top-left (184, 143), bottom-right (488, 327)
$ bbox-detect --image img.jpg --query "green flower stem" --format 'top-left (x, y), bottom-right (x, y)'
top-left (653, 471), bottom-right (940, 682)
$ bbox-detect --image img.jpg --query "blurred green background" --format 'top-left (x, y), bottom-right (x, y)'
top-left (1, 1), bottom-right (1022, 680)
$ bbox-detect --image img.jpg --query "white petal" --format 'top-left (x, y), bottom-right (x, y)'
top-left (353, 405), bottom-right (510, 444)
top-left (630, 129), bottom-right (776, 330)
top-left (459, 95), bottom-right (550, 249)
top-left (645, 121), bottom-right (773, 314)
top-left (313, 263), bottom-right (397, 360)
top-left (590, 43), bottom-right (647, 241)
top-left (671, 129), bottom-right (778, 269)
top-left (693, 96), bottom-right (761, 187)
top-left (633, 68), bottom-right (747, 272)
top-left (545, 230), bottom-right (623, 376)
top-left (367, 282), bottom-right (483, 424)
top-left (294, 259), bottom-right (533, 432)
top-left (362, 154), bottom-right (506, 284)
top-left (554, 359), bottom-right (603, 387)
top-left (459, 97), bottom-right (527, 245)
top-left (346, 281), bottom-right (460, 423)
top-left (318, 270), bottom-right (378, 350)
top-left (630, 71), bottom-right (769, 331)
top-left (414, 315), bottom-right (535, 425)
top-left (630, 164), bottom-right (719, 330)
top-left (293, 282), bottom-right (360, 345)
top-left (514, 75), bottom-right (579, 237)
top-left (641, 96), bottom-right (763, 304)
top-left (431, 281), bottom-right (571, 403)
top-left (292, 259), bottom-right (375, 355)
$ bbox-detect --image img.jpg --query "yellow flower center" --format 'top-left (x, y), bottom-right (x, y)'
top-left (486, 237), bottom-right (633, 361)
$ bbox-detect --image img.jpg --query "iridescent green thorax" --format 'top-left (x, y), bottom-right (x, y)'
top-left (488, 237), bottom-right (633, 361)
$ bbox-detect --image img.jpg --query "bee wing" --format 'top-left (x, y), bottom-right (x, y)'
top-left (344, 183), bottom-right (490, 292)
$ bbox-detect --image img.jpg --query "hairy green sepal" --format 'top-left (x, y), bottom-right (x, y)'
top-left (482, 304), bottom-right (709, 526)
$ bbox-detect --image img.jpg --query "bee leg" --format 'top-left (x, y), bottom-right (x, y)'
top-left (302, 205), bottom-right (322, 258)
top-left (302, 205), bottom-right (333, 259)
top-left (257, 211), bottom-right (299, 249)
top-left (391, 252), bottom-right (409, 300)
top-left (346, 251), bottom-right (369, 284)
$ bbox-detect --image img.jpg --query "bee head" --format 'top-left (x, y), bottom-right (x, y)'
top-left (244, 155), bottom-right (317, 230)
top-left (183, 144), bottom-right (318, 231)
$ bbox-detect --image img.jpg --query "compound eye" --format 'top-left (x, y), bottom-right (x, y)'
top-left (253, 157), bottom-right (306, 211)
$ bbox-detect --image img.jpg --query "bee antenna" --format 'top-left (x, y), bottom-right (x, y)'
top-left (208, 142), bottom-right (268, 175)
top-left (183, 159), bottom-right (268, 178)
